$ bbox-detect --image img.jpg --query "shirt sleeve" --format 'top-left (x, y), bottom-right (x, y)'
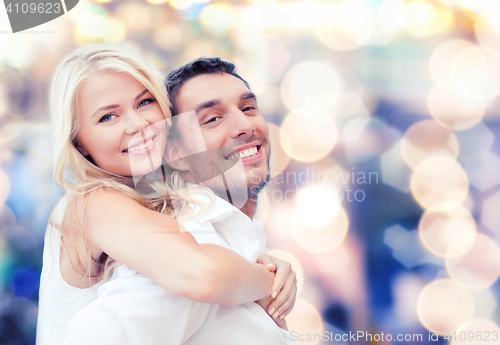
top-left (62, 265), bottom-right (208, 345)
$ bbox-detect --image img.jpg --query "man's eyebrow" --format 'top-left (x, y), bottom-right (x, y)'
top-left (241, 92), bottom-right (256, 101)
top-left (92, 89), bottom-right (149, 118)
top-left (194, 99), bottom-right (221, 113)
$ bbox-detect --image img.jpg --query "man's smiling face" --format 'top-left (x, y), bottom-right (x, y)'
top-left (169, 72), bottom-right (270, 200)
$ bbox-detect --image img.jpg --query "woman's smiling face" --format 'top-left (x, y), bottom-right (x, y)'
top-left (76, 72), bottom-right (167, 177)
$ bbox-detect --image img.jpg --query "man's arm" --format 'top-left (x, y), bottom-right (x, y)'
top-left (80, 188), bottom-right (274, 305)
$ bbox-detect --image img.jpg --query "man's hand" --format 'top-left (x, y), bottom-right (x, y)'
top-left (256, 254), bottom-right (297, 326)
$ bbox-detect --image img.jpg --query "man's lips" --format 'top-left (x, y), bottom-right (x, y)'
top-left (224, 143), bottom-right (262, 160)
top-left (123, 135), bottom-right (155, 153)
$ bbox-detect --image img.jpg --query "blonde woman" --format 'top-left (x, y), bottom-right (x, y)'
top-left (36, 44), bottom-right (296, 344)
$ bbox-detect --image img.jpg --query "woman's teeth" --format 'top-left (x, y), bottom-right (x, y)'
top-left (227, 146), bottom-right (258, 160)
top-left (127, 138), bottom-right (153, 153)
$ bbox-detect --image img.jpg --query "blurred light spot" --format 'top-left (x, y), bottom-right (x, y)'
top-left (0, 169), bottom-right (10, 204)
top-left (315, 243), bottom-right (350, 276)
top-left (296, 184), bottom-right (342, 228)
top-left (331, 91), bottom-right (369, 123)
top-left (147, 0), bottom-right (168, 4)
top-left (446, 234), bottom-right (500, 290)
top-left (316, 1), bottom-right (375, 51)
top-left (475, 3), bottom-right (500, 53)
top-left (417, 279), bottom-right (475, 334)
top-left (0, 69), bottom-right (25, 115)
top-left (254, 85), bottom-right (283, 116)
top-left (183, 39), bottom-right (216, 61)
top-left (267, 249), bottom-right (304, 294)
top-left (154, 23), bottom-right (183, 49)
top-left (3, 41), bottom-right (35, 70)
top-left (429, 39), bottom-right (474, 89)
top-left (403, 0), bottom-right (452, 37)
top-left (384, 225), bottom-right (440, 269)
top-left (410, 157), bottom-right (469, 212)
top-left (254, 186), bottom-right (270, 224)
top-left (393, 273), bottom-right (426, 328)
top-left (0, 116), bottom-right (24, 144)
top-left (419, 206), bottom-right (477, 258)
top-left (116, 3), bottom-right (152, 31)
top-left (286, 299), bottom-right (323, 345)
top-left (456, 121), bottom-right (495, 160)
top-left (343, 117), bottom-right (395, 163)
top-left (292, 206), bottom-right (349, 253)
top-left (462, 151), bottom-right (500, 191)
top-left (471, 289), bottom-right (498, 319)
top-left (0, 203), bottom-right (16, 229)
top-left (94, 0), bottom-right (112, 3)
top-left (262, 202), bottom-right (294, 239)
top-left (377, 0), bottom-right (405, 33)
top-left (481, 191), bottom-right (500, 235)
top-left (427, 85), bottom-right (487, 132)
top-left (199, 3), bottom-right (234, 34)
top-left (170, 0), bottom-right (194, 10)
top-left (237, 2), bottom-right (330, 31)
top-left (451, 319), bottom-right (500, 345)
top-left (401, 120), bottom-right (459, 172)
top-left (235, 35), bottom-right (290, 86)
top-left (100, 18), bottom-right (127, 43)
top-left (268, 123), bottom-right (291, 179)
top-left (280, 108), bottom-right (337, 163)
top-left (380, 140), bottom-right (412, 193)
top-left (281, 60), bottom-right (341, 111)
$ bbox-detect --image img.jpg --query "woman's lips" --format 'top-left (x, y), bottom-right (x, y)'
top-left (124, 135), bottom-right (156, 156)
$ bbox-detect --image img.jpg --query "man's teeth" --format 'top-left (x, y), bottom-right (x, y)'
top-left (128, 138), bottom-right (153, 152)
top-left (227, 146), bottom-right (258, 160)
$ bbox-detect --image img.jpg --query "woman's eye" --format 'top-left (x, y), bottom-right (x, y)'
top-left (138, 98), bottom-right (156, 108)
top-left (99, 114), bottom-right (115, 123)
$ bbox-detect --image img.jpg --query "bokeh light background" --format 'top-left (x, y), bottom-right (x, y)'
top-left (1, 0), bottom-right (500, 344)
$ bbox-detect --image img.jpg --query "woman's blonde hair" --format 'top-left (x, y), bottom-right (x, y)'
top-left (49, 43), bottom-right (211, 286)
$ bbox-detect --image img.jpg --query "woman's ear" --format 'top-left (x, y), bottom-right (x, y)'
top-left (164, 140), bottom-right (189, 171)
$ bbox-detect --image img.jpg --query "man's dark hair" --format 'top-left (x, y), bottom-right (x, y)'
top-left (165, 57), bottom-right (250, 116)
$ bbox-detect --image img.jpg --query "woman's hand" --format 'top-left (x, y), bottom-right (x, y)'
top-left (256, 254), bottom-right (297, 323)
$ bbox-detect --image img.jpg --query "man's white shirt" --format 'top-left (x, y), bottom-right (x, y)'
top-left (62, 187), bottom-right (295, 345)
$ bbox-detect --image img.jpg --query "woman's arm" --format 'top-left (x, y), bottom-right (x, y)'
top-left (81, 188), bottom-right (274, 305)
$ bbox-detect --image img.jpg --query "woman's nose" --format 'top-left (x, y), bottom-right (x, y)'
top-left (125, 111), bottom-right (150, 135)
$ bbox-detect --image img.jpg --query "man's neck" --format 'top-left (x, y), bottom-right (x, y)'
top-left (239, 198), bottom-right (257, 219)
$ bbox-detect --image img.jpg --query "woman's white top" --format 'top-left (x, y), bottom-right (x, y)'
top-left (36, 195), bottom-right (99, 345)
top-left (37, 189), bottom-right (295, 345)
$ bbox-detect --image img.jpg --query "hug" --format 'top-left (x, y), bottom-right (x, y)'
top-left (36, 43), bottom-right (297, 344)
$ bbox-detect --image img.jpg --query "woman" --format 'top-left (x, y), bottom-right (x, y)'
top-left (37, 44), bottom-right (296, 344)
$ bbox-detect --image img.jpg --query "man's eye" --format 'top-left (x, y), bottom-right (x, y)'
top-left (99, 114), bottom-right (116, 123)
top-left (242, 106), bottom-right (256, 112)
top-left (203, 117), bottom-right (221, 125)
top-left (138, 98), bottom-right (156, 108)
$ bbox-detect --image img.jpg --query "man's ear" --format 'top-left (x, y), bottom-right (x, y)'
top-left (74, 139), bottom-right (89, 156)
top-left (164, 140), bottom-right (190, 171)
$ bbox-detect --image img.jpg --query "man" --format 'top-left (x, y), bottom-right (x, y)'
top-left (62, 58), bottom-right (296, 345)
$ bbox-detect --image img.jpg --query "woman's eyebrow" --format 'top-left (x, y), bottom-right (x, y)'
top-left (92, 104), bottom-right (118, 118)
top-left (134, 89), bottom-right (149, 101)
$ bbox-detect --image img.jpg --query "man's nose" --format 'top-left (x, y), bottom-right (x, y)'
top-left (229, 108), bottom-right (255, 138)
